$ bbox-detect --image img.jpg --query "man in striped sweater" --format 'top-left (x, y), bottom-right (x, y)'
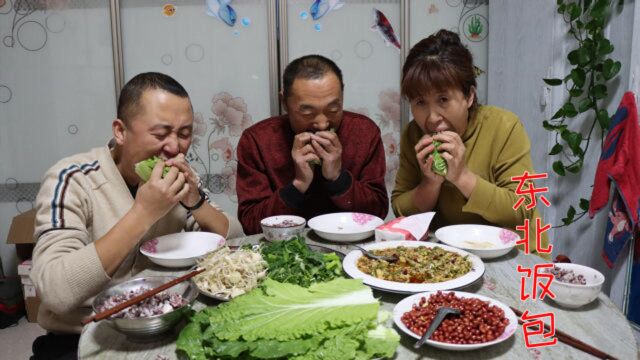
top-left (29, 72), bottom-right (242, 359)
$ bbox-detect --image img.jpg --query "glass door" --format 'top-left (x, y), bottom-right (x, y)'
top-left (0, 0), bottom-right (115, 274)
top-left (120, 0), bottom-right (275, 216)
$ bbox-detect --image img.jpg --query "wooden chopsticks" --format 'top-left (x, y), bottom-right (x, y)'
top-left (81, 268), bottom-right (205, 325)
top-left (510, 306), bottom-right (618, 360)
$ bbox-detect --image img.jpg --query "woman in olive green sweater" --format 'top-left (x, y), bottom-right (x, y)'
top-left (392, 29), bottom-right (549, 258)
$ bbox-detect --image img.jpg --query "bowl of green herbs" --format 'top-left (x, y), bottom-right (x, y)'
top-left (258, 236), bottom-right (345, 287)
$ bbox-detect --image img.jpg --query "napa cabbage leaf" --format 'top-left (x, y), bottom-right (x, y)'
top-left (176, 278), bottom-right (399, 360)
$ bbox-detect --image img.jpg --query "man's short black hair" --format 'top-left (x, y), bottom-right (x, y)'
top-left (117, 72), bottom-right (189, 124)
top-left (282, 55), bottom-right (344, 99)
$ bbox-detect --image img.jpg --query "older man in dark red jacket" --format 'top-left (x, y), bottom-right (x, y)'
top-left (236, 55), bottom-right (388, 235)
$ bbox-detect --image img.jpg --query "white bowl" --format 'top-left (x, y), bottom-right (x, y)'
top-left (435, 224), bottom-right (518, 259)
top-left (548, 263), bottom-right (605, 308)
top-left (140, 232), bottom-right (225, 268)
top-left (260, 215), bottom-right (306, 241)
top-left (308, 212), bottom-right (384, 242)
top-left (393, 291), bottom-right (518, 351)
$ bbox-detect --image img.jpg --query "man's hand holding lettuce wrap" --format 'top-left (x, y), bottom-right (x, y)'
top-left (135, 155), bottom-right (201, 207)
top-left (134, 156), bottom-right (171, 181)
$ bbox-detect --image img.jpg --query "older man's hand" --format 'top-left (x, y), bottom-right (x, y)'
top-left (310, 130), bottom-right (342, 181)
top-left (291, 132), bottom-right (319, 193)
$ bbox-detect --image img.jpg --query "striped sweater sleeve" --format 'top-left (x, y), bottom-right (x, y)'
top-left (31, 160), bottom-right (110, 315)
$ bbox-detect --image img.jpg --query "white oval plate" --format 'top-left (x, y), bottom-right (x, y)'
top-left (343, 241), bottom-right (484, 293)
top-left (393, 291), bottom-right (518, 351)
top-left (435, 224), bottom-right (518, 259)
top-left (308, 212), bottom-right (384, 242)
top-left (140, 232), bottom-right (226, 268)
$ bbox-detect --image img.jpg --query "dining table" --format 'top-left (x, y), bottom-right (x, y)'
top-left (78, 230), bottom-right (639, 359)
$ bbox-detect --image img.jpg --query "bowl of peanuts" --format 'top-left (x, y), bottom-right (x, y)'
top-left (393, 290), bottom-right (517, 351)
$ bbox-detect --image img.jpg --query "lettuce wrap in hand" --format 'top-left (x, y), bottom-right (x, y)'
top-left (134, 156), bottom-right (171, 182)
top-left (308, 128), bottom-right (336, 167)
top-left (431, 140), bottom-right (448, 176)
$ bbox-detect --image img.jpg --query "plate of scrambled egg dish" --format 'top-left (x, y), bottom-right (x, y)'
top-left (343, 241), bottom-right (485, 294)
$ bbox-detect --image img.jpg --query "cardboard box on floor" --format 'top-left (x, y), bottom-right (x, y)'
top-left (6, 208), bottom-right (40, 322)
top-left (7, 209), bottom-right (36, 260)
top-left (24, 296), bottom-right (40, 322)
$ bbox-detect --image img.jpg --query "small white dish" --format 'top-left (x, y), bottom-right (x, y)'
top-left (260, 215), bottom-right (306, 241)
top-left (308, 212), bottom-right (384, 242)
top-left (548, 263), bottom-right (605, 308)
top-left (393, 291), bottom-right (517, 351)
top-left (140, 232), bottom-right (225, 268)
top-left (435, 224), bottom-right (518, 259)
top-left (342, 241), bottom-right (484, 293)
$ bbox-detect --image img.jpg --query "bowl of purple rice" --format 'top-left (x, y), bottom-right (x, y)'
top-left (546, 263), bottom-right (605, 309)
top-left (260, 215), bottom-right (306, 241)
top-left (91, 276), bottom-right (198, 338)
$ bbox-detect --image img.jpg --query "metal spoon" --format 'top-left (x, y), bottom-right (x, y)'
top-left (353, 244), bottom-right (399, 262)
top-left (414, 306), bottom-right (461, 349)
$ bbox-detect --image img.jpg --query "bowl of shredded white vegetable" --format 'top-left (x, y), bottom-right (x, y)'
top-left (191, 246), bottom-right (268, 301)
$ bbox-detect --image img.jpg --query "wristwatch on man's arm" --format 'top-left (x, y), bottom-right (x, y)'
top-left (180, 187), bottom-right (208, 211)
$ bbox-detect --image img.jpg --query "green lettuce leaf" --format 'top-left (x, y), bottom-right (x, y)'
top-left (134, 156), bottom-right (170, 182)
top-left (292, 336), bottom-right (360, 360)
top-left (205, 322), bottom-right (370, 360)
top-left (431, 140), bottom-right (448, 176)
top-left (176, 322), bottom-right (206, 360)
top-left (207, 278), bottom-right (379, 342)
top-left (246, 337), bottom-right (322, 359)
top-left (178, 279), bottom-right (399, 360)
top-left (361, 325), bottom-right (401, 359)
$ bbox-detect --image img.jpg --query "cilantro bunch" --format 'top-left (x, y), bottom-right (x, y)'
top-left (259, 236), bottom-right (344, 287)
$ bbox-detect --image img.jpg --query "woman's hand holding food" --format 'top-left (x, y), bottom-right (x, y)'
top-left (414, 134), bottom-right (445, 185)
top-left (291, 132), bottom-right (319, 193)
top-left (432, 131), bottom-right (477, 197)
top-left (310, 130), bottom-right (342, 181)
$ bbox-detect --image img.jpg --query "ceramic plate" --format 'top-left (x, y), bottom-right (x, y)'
top-left (308, 212), bottom-right (384, 242)
top-left (140, 232), bottom-right (225, 268)
top-left (342, 241), bottom-right (484, 293)
top-left (393, 291), bottom-right (517, 351)
top-left (435, 224), bottom-right (518, 259)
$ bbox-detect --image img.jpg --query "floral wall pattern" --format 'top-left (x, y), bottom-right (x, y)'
top-left (347, 88), bottom-right (401, 192)
top-left (187, 92), bottom-right (254, 203)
